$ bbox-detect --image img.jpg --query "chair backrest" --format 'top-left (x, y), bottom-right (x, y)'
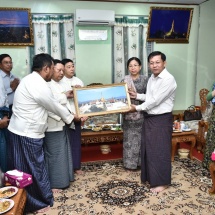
top-left (199, 88), bottom-right (209, 113)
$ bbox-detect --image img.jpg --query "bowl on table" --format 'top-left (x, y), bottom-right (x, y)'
top-left (92, 126), bottom-right (102, 131)
top-left (178, 148), bottom-right (190, 159)
top-left (100, 145), bottom-right (111, 154)
top-left (102, 125), bottom-right (112, 130)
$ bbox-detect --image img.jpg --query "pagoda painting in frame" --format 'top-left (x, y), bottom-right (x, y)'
top-left (0, 8), bottom-right (34, 46)
top-left (147, 7), bottom-right (193, 43)
top-left (73, 83), bottom-right (131, 117)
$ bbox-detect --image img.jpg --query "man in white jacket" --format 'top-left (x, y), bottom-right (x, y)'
top-left (8, 53), bottom-right (76, 213)
top-left (44, 59), bottom-right (74, 193)
top-left (61, 58), bottom-right (86, 174)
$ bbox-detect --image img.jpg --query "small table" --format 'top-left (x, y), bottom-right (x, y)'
top-left (209, 161), bottom-right (215, 195)
top-left (81, 130), bottom-right (123, 145)
top-left (171, 130), bottom-right (196, 162)
top-left (5, 188), bottom-right (27, 215)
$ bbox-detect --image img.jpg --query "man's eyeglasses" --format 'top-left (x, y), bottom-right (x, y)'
top-left (149, 62), bottom-right (161, 66)
top-left (2, 61), bottom-right (13, 65)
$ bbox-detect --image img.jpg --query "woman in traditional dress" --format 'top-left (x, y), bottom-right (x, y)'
top-left (202, 83), bottom-right (215, 170)
top-left (121, 57), bottom-right (148, 170)
top-left (44, 59), bottom-right (75, 192)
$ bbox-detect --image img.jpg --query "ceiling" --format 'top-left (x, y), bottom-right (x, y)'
top-left (28, 0), bottom-right (210, 5)
top-left (67, 0), bottom-right (209, 5)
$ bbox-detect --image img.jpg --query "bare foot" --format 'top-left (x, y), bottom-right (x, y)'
top-left (150, 185), bottom-right (168, 193)
top-left (36, 206), bottom-right (50, 213)
top-left (52, 189), bottom-right (62, 194)
top-left (75, 169), bottom-right (84, 175)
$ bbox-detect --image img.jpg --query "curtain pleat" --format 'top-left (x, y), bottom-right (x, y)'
top-left (113, 16), bottom-right (150, 83)
top-left (27, 14), bottom-right (75, 73)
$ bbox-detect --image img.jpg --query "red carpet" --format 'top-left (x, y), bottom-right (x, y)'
top-left (81, 142), bottom-right (203, 162)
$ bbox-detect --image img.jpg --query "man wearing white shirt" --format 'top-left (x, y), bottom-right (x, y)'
top-left (44, 59), bottom-right (75, 193)
top-left (8, 54), bottom-right (75, 213)
top-left (129, 51), bottom-right (177, 193)
top-left (0, 54), bottom-right (19, 112)
top-left (61, 59), bottom-right (86, 174)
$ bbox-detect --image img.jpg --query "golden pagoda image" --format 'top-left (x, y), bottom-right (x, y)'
top-left (100, 92), bottom-right (105, 103)
top-left (164, 20), bottom-right (174, 38)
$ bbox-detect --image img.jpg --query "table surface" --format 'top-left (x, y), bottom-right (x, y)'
top-left (172, 130), bottom-right (195, 136)
top-left (81, 129), bottom-right (123, 135)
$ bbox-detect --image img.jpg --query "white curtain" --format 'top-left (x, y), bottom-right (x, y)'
top-left (27, 14), bottom-right (75, 72)
top-left (113, 16), bottom-right (149, 83)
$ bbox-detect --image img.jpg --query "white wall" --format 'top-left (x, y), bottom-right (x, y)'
top-left (0, 0), bottom-right (213, 111)
top-left (196, 0), bottom-right (215, 102)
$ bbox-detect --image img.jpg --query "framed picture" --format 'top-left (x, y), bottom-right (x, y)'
top-left (73, 83), bottom-right (131, 117)
top-left (147, 7), bottom-right (193, 43)
top-left (0, 8), bottom-right (34, 46)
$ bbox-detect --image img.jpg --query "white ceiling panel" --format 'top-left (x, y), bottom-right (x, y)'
top-left (77, 0), bottom-right (209, 4)
top-left (18, 0), bottom-right (210, 5)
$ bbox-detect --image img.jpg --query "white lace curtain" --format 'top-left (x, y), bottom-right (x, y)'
top-left (28, 14), bottom-right (75, 71)
top-left (113, 16), bottom-right (149, 83)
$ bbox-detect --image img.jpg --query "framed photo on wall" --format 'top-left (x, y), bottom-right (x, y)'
top-left (147, 7), bottom-right (193, 43)
top-left (73, 83), bottom-right (131, 117)
top-left (0, 8), bottom-right (34, 46)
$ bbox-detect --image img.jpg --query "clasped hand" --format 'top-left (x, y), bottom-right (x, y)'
top-left (65, 90), bottom-right (74, 99)
top-left (10, 78), bottom-right (19, 91)
top-left (128, 89), bottom-right (137, 99)
top-left (0, 116), bottom-right (10, 129)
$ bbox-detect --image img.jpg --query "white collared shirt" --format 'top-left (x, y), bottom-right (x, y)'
top-left (60, 76), bottom-right (84, 113)
top-left (46, 79), bottom-right (73, 132)
top-left (8, 72), bottom-right (74, 138)
top-left (0, 76), bottom-right (8, 107)
top-left (136, 68), bottom-right (177, 114)
top-left (0, 69), bottom-right (17, 105)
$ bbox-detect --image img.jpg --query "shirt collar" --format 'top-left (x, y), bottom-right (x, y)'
top-left (0, 69), bottom-right (13, 78)
top-left (152, 68), bottom-right (167, 79)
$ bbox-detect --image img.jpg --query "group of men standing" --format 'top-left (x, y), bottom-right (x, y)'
top-left (0, 53), bottom-right (80, 213)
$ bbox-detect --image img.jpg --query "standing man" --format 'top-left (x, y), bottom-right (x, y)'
top-left (0, 75), bottom-right (10, 172)
top-left (129, 51), bottom-right (177, 193)
top-left (8, 53), bottom-right (76, 213)
top-left (61, 58), bottom-right (87, 174)
top-left (0, 54), bottom-right (19, 113)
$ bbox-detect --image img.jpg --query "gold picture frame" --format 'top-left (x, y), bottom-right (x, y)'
top-left (147, 7), bottom-right (193, 43)
top-left (73, 83), bottom-right (131, 117)
top-left (0, 7), bottom-right (34, 46)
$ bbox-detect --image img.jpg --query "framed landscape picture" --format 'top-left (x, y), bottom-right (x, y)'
top-left (0, 8), bottom-right (34, 46)
top-left (73, 83), bottom-right (131, 117)
top-left (147, 7), bottom-right (193, 43)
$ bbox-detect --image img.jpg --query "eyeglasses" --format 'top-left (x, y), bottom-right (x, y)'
top-left (2, 61), bottom-right (13, 65)
top-left (128, 64), bottom-right (140, 68)
top-left (149, 62), bottom-right (161, 66)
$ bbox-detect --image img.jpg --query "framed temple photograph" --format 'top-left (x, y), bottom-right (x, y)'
top-left (147, 7), bottom-right (193, 43)
top-left (0, 8), bottom-right (34, 46)
top-left (73, 83), bottom-right (131, 117)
